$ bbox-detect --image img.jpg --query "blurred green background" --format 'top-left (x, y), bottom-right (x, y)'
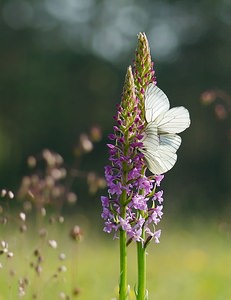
top-left (1, 0), bottom-right (231, 218)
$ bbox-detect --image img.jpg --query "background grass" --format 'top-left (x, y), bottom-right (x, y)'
top-left (0, 216), bottom-right (231, 300)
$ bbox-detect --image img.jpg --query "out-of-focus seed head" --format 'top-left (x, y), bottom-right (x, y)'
top-left (31, 175), bottom-right (39, 185)
top-left (0, 216), bottom-right (8, 225)
top-left (51, 168), bottom-right (66, 180)
top-left (38, 228), bottom-right (48, 238)
top-left (215, 104), bottom-right (227, 119)
top-left (48, 240), bottom-right (58, 249)
top-left (46, 176), bottom-right (55, 188)
top-left (37, 255), bottom-right (44, 263)
top-left (22, 176), bottom-right (31, 187)
top-left (58, 216), bottom-right (65, 223)
top-left (40, 208), bottom-right (46, 217)
top-left (18, 286), bottom-right (25, 297)
top-left (70, 225), bottom-right (83, 241)
top-left (49, 216), bottom-right (56, 224)
top-left (20, 224), bottom-right (27, 233)
top-left (1, 189), bottom-right (7, 197)
top-left (55, 153), bottom-right (64, 165)
top-left (1, 240), bottom-right (8, 253)
top-left (7, 252), bottom-right (14, 258)
top-left (8, 191), bottom-right (14, 199)
top-left (52, 186), bottom-right (63, 198)
top-left (23, 200), bottom-right (32, 212)
top-left (10, 269), bottom-right (16, 276)
top-left (73, 287), bottom-right (81, 296)
top-left (59, 253), bottom-right (66, 260)
top-left (80, 134), bottom-right (93, 153)
top-left (27, 156), bottom-right (37, 168)
top-left (97, 177), bottom-right (107, 189)
top-left (35, 265), bottom-right (42, 275)
top-left (34, 249), bottom-right (41, 257)
top-left (42, 149), bottom-right (57, 167)
top-left (201, 91), bottom-right (216, 104)
top-left (67, 192), bottom-right (77, 204)
top-left (19, 212), bottom-right (26, 222)
top-left (59, 292), bottom-right (66, 299)
top-left (87, 172), bottom-right (105, 194)
top-left (90, 126), bottom-right (102, 142)
top-left (58, 265), bottom-right (67, 272)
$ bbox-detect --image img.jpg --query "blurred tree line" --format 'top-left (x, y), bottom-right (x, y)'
top-left (0, 0), bottom-right (231, 218)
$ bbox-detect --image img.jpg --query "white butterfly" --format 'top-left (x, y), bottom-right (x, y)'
top-left (141, 83), bottom-right (190, 174)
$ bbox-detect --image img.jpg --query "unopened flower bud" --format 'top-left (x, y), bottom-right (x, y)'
top-left (70, 225), bottom-right (82, 241)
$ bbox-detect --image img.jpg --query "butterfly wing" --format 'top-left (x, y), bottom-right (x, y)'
top-left (149, 134), bottom-right (181, 174)
top-left (144, 148), bottom-right (177, 175)
top-left (156, 106), bottom-right (190, 134)
top-left (142, 125), bottom-right (181, 174)
top-left (159, 134), bottom-right (181, 153)
top-left (145, 84), bottom-right (170, 123)
top-left (142, 122), bottom-right (159, 152)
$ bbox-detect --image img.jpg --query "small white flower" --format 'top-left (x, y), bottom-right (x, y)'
top-left (7, 252), bottom-right (14, 258)
top-left (58, 265), bottom-right (67, 272)
top-left (0, 240), bottom-right (8, 253)
top-left (19, 212), bottom-right (26, 222)
top-left (1, 189), bottom-right (7, 197)
top-left (8, 191), bottom-right (14, 199)
top-left (59, 253), bottom-right (66, 260)
top-left (18, 286), bottom-right (25, 297)
top-left (48, 240), bottom-right (58, 249)
top-left (141, 83), bottom-right (190, 174)
top-left (59, 292), bottom-right (66, 299)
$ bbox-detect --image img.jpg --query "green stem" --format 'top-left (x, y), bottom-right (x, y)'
top-left (119, 203), bottom-right (128, 300)
top-left (119, 139), bottom-right (129, 300)
top-left (136, 232), bottom-right (147, 300)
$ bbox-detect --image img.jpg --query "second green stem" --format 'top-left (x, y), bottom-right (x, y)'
top-left (136, 231), bottom-right (147, 300)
